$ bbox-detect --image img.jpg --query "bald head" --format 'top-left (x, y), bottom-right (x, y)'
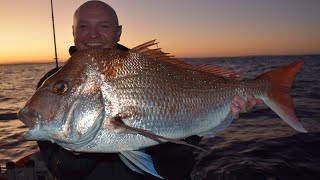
top-left (73, 1), bottom-right (119, 27)
top-left (73, 1), bottom-right (122, 50)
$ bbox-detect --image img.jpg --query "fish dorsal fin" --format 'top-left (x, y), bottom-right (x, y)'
top-left (130, 39), bottom-right (157, 52)
top-left (130, 40), bottom-right (240, 79)
top-left (193, 64), bottom-right (240, 79)
top-left (130, 39), bottom-right (174, 61)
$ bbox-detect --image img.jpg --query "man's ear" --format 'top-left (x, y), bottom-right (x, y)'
top-left (117, 25), bottom-right (122, 42)
top-left (72, 25), bottom-right (75, 37)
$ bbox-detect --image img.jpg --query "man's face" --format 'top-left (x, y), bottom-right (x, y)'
top-left (73, 5), bottom-right (122, 50)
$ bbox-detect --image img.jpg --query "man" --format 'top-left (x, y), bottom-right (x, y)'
top-left (37, 1), bottom-right (263, 179)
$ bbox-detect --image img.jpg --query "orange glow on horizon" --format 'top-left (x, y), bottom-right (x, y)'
top-left (0, 0), bottom-right (319, 64)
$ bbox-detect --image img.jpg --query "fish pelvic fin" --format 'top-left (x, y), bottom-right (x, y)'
top-left (259, 61), bottom-right (307, 133)
top-left (119, 151), bottom-right (164, 179)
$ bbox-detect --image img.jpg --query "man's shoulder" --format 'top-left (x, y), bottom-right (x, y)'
top-left (116, 44), bottom-right (130, 51)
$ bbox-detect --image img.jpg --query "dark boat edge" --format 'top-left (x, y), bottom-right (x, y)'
top-left (0, 113), bottom-right (18, 121)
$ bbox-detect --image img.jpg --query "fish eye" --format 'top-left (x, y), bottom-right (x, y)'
top-left (53, 80), bottom-right (68, 95)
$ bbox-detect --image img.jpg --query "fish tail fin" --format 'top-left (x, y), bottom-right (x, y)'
top-left (259, 61), bottom-right (307, 133)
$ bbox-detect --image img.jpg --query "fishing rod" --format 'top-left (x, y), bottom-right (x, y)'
top-left (51, 0), bottom-right (59, 68)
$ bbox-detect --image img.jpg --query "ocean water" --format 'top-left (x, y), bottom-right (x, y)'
top-left (0, 55), bottom-right (320, 179)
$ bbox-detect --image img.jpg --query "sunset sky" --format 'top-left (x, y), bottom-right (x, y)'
top-left (0, 0), bottom-right (319, 64)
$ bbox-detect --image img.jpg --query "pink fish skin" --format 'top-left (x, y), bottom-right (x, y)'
top-left (18, 41), bottom-right (306, 153)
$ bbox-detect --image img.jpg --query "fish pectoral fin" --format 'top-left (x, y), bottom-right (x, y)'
top-left (110, 115), bottom-right (208, 152)
top-left (119, 150), bottom-right (163, 179)
top-left (197, 112), bottom-right (234, 137)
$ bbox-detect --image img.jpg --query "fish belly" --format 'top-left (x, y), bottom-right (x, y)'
top-left (71, 102), bottom-right (232, 153)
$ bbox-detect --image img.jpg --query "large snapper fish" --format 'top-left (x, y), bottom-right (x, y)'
top-left (18, 40), bottom-right (306, 178)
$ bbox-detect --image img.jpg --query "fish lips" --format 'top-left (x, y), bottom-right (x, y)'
top-left (17, 108), bottom-right (40, 128)
top-left (17, 108), bottom-right (50, 141)
top-left (23, 124), bottom-right (49, 141)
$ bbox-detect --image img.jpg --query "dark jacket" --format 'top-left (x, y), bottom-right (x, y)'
top-left (37, 45), bottom-right (202, 180)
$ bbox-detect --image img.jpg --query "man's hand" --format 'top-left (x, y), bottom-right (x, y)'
top-left (231, 95), bottom-right (264, 119)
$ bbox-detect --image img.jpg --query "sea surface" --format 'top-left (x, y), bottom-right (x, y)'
top-left (0, 55), bottom-right (320, 179)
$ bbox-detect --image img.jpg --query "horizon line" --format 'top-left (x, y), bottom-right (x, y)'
top-left (1, 53), bottom-right (319, 65)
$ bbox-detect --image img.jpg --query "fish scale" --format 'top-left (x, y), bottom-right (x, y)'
top-left (105, 60), bottom-right (251, 139)
top-left (18, 41), bottom-right (306, 178)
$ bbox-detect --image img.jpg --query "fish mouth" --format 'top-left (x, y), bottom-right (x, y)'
top-left (18, 108), bottom-right (53, 141)
top-left (17, 108), bottom-right (40, 128)
top-left (23, 124), bottom-right (51, 141)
